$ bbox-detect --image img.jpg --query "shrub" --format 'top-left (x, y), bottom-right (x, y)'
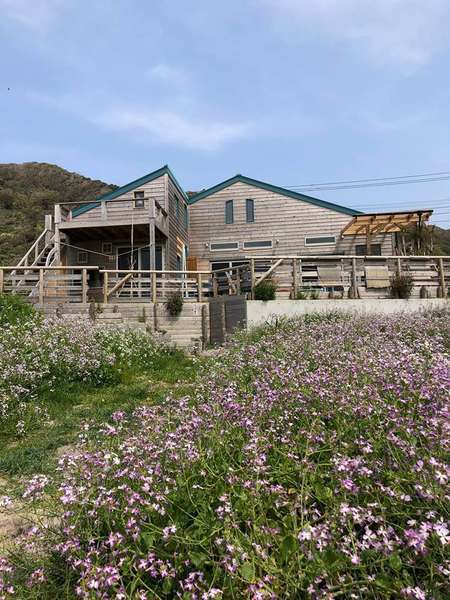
top-left (165, 291), bottom-right (183, 316)
top-left (390, 272), bottom-right (414, 299)
top-left (0, 293), bottom-right (38, 326)
top-left (254, 280), bottom-right (276, 301)
top-left (296, 290), bottom-right (308, 300)
top-left (309, 289), bottom-right (320, 299)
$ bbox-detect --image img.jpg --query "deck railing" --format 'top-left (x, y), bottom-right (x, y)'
top-left (242, 255), bottom-right (450, 299)
top-left (0, 266), bottom-right (99, 304)
top-left (0, 256), bottom-right (448, 306)
top-left (100, 269), bottom-right (211, 303)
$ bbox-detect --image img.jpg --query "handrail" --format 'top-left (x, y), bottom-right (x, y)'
top-left (16, 229), bottom-right (49, 267)
top-left (0, 266), bottom-right (100, 270)
top-left (100, 269), bottom-right (211, 275)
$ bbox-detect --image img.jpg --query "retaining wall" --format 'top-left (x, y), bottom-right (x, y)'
top-left (246, 298), bottom-right (449, 328)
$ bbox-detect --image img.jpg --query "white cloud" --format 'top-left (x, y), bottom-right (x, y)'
top-left (28, 91), bottom-right (251, 151)
top-left (147, 63), bottom-right (190, 84)
top-left (94, 108), bottom-right (250, 151)
top-left (0, 0), bottom-right (64, 31)
top-left (263, 0), bottom-right (450, 70)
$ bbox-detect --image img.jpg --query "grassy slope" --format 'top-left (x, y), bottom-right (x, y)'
top-left (0, 351), bottom-right (196, 482)
top-left (0, 162), bottom-right (116, 265)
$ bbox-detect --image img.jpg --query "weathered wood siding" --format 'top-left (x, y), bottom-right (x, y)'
top-left (67, 175), bottom-right (167, 226)
top-left (188, 181), bottom-right (395, 270)
top-left (166, 174), bottom-right (189, 270)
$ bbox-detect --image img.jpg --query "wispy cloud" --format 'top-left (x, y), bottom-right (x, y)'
top-left (262, 0), bottom-right (450, 71)
top-left (28, 90), bottom-right (251, 151)
top-left (0, 0), bottom-right (65, 32)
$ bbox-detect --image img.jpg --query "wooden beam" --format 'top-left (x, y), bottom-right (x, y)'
top-left (107, 272), bottom-right (133, 298)
top-left (255, 258), bottom-right (284, 286)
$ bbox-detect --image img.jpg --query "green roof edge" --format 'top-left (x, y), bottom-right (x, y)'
top-left (187, 174), bottom-right (364, 216)
top-left (72, 165), bottom-right (188, 217)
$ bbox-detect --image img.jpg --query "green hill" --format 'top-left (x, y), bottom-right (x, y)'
top-left (0, 162), bottom-right (117, 265)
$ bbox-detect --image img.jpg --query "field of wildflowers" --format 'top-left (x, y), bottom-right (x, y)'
top-left (1, 310), bottom-right (449, 599)
top-left (0, 309), bottom-right (165, 434)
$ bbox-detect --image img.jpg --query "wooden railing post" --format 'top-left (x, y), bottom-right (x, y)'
top-left (350, 257), bottom-right (358, 298)
top-left (152, 272), bottom-right (157, 303)
top-left (82, 268), bottom-right (88, 304)
top-left (0, 269), bottom-right (3, 295)
top-left (197, 273), bottom-right (203, 302)
top-left (212, 274), bottom-right (218, 297)
top-left (437, 258), bottom-right (446, 298)
top-left (236, 269), bottom-right (241, 295)
top-left (103, 271), bottom-right (109, 304)
top-left (39, 269), bottom-right (44, 305)
top-left (292, 258), bottom-right (298, 299)
top-left (396, 257), bottom-right (402, 276)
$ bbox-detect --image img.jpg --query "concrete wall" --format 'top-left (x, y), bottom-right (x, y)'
top-left (247, 298), bottom-right (449, 328)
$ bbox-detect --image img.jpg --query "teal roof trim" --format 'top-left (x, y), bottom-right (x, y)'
top-left (187, 174), bottom-right (363, 216)
top-left (72, 165), bottom-right (188, 218)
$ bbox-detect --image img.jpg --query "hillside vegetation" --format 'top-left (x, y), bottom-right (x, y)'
top-left (0, 162), bottom-right (117, 265)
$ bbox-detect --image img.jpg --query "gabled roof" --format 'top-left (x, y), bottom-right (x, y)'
top-left (72, 165), bottom-right (188, 218)
top-left (187, 174), bottom-right (363, 216)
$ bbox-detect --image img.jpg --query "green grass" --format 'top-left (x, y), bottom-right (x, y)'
top-left (0, 350), bottom-right (197, 479)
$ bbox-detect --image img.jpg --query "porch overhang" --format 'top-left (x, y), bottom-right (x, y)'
top-left (341, 209), bottom-right (433, 237)
top-left (59, 223), bottom-right (166, 242)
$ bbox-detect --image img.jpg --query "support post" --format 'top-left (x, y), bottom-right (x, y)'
top-left (82, 268), bottom-right (88, 304)
top-left (250, 259), bottom-right (255, 299)
top-left (396, 257), bottom-right (402, 275)
top-left (152, 272), bottom-right (157, 303)
top-left (54, 205), bottom-right (62, 265)
top-left (39, 269), bottom-right (44, 306)
top-left (366, 224), bottom-right (372, 256)
top-left (437, 258), bottom-right (446, 298)
top-left (212, 274), bottom-right (218, 297)
top-left (0, 269), bottom-right (3, 295)
top-left (197, 273), bottom-right (203, 302)
top-left (149, 199), bottom-right (156, 270)
top-left (201, 304), bottom-right (208, 349)
top-left (350, 257), bottom-right (357, 298)
top-left (103, 271), bottom-right (109, 304)
top-left (236, 270), bottom-right (241, 295)
top-left (292, 258), bottom-right (298, 299)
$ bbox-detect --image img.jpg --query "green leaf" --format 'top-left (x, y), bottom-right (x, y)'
top-left (162, 578), bottom-right (174, 593)
top-left (189, 551), bottom-right (208, 568)
top-left (240, 561), bottom-right (255, 582)
top-left (388, 553), bottom-right (402, 571)
top-left (281, 535), bottom-right (297, 561)
top-left (142, 532), bottom-right (156, 549)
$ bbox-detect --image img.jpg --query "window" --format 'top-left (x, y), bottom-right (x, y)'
top-left (184, 203), bottom-right (189, 229)
top-left (243, 240), bottom-right (272, 249)
top-left (305, 235), bottom-right (336, 246)
top-left (134, 191), bottom-right (145, 208)
top-left (211, 260), bottom-right (248, 271)
top-left (246, 198), bottom-right (255, 223)
top-left (210, 241), bottom-right (239, 251)
top-left (355, 244), bottom-right (382, 256)
top-left (102, 242), bottom-right (113, 254)
top-left (225, 200), bottom-right (234, 224)
top-left (77, 251), bottom-right (88, 264)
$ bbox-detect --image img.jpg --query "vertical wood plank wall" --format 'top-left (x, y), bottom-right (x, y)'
top-left (188, 181), bottom-right (395, 270)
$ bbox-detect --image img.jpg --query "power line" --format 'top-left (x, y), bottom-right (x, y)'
top-left (285, 169), bottom-right (450, 187)
top-left (286, 175), bottom-right (450, 192)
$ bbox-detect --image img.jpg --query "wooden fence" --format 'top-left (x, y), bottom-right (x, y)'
top-left (0, 255), bottom-right (449, 305)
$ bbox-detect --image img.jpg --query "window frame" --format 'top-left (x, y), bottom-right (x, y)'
top-left (102, 242), bottom-right (113, 254)
top-left (304, 235), bottom-right (336, 246)
top-left (210, 241), bottom-right (239, 252)
top-left (225, 199), bottom-right (234, 224)
top-left (242, 240), bottom-right (273, 250)
top-left (133, 190), bottom-right (145, 209)
top-left (246, 198), bottom-right (255, 223)
top-left (77, 251), bottom-right (88, 264)
top-left (183, 203), bottom-right (189, 229)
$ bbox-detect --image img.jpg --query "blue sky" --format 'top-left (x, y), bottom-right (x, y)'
top-left (1, 0), bottom-right (450, 226)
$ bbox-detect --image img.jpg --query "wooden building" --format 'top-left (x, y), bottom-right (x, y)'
top-left (54, 165), bottom-right (189, 272)
top-left (187, 174), bottom-right (396, 271)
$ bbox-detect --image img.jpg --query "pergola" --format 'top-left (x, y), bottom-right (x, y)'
top-left (340, 209), bottom-right (433, 255)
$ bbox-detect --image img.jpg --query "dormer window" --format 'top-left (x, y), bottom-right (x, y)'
top-left (134, 191), bottom-right (145, 208)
